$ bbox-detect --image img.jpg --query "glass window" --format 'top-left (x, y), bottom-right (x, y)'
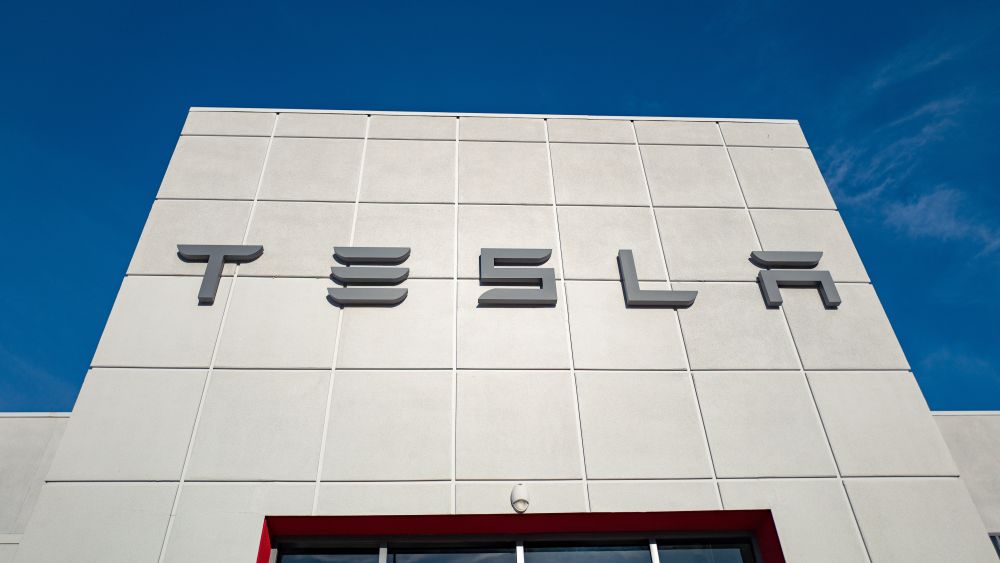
top-left (658, 543), bottom-right (755, 563)
top-left (390, 547), bottom-right (515, 563)
top-left (990, 534), bottom-right (1000, 557)
top-left (281, 553), bottom-right (380, 563)
top-left (524, 544), bottom-right (651, 563)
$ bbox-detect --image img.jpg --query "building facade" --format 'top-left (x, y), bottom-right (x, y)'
top-left (3, 109), bottom-right (998, 562)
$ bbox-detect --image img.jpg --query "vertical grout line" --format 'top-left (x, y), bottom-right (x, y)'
top-left (631, 121), bottom-right (723, 509)
top-left (718, 122), bottom-right (873, 562)
top-left (156, 113), bottom-right (280, 563)
top-left (451, 118), bottom-right (460, 514)
top-left (311, 115), bottom-right (372, 515)
top-left (544, 120), bottom-right (591, 511)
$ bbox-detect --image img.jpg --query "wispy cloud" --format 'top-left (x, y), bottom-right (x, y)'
top-left (870, 42), bottom-right (964, 91)
top-left (885, 188), bottom-right (1000, 254)
top-left (824, 98), bottom-right (963, 205)
top-left (817, 27), bottom-right (1000, 254)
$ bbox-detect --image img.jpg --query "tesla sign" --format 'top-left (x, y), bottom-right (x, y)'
top-left (178, 244), bottom-right (841, 310)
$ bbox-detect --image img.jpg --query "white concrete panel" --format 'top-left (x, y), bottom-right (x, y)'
top-left (458, 141), bottom-right (553, 205)
top-left (557, 206), bottom-right (666, 280)
top-left (456, 482), bottom-right (586, 514)
top-left (728, 147), bottom-right (836, 209)
top-left (322, 371), bottom-right (452, 481)
top-left (752, 209), bottom-right (869, 282)
top-left (92, 276), bottom-right (230, 368)
top-left (549, 143), bottom-right (649, 206)
top-left (316, 483), bottom-right (451, 515)
top-left (352, 203), bottom-right (455, 278)
top-left (641, 145), bottom-right (745, 208)
top-left (369, 115), bottom-right (455, 140)
top-left (656, 208), bottom-right (760, 281)
top-left (459, 117), bottom-right (546, 142)
top-left (675, 282), bottom-right (800, 370)
top-left (456, 371), bottom-right (582, 479)
top-left (257, 138), bottom-right (364, 202)
top-left (214, 277), bottom-right (339, 369)
top-left (13, 483), bottom-right (175, 563)
top-left (634, 121), bottom-right (723, 145)
top-left (456, 281), bottom-right (570, 369)
top-left (274, 113), bottom-right (367, 138)
top-left (0, 545), bottom-right (15, 563)
top-left (935, 413), bottom-right (1000, 531)
top-left (566, 281), bottom-right (687, 370)
top-left (240, 201), bottom-right (353, 277)
top-left (47, 369), bottom-right (206, 481)
top-left (181, 111), bottom-right (276, 136)
top-left (0, 417), bottom-right (65, 533)
top-left (360, 139), bottom-right (455, 203)
top-left (587, 480), bottom-right (720, 512)
top-left (696, 372), bottom-right (836, 478)
top-left (457, 204), bottom-right (561, 278)
top-left (809, 371), bottom-right (958, 477)
top-left (547, 119), bottom-right (634, 143)
top-left (128, 199), bottom-right (252, 276)
top-left (158, 136), bottom-right (268, 200)
top-left (720, 122), bottom-right (808, 147)
top-left (576, 371), bottom-right (712, 479)
top-left (846, 478), bottom-right (998, 562)
top-left (783, 283), bottom-right (909, 370)
top-left (163, 483), bottom-right (313, 563)
top-left (186, 370), bottom-right (329, 481)
top-left (337, 280), bottom-right (453, 369)
top-left (720, 479), bottom-right (868, 563)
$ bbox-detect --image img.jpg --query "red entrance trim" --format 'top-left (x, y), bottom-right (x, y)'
top-left (258, 510), bottom-right (785, 563)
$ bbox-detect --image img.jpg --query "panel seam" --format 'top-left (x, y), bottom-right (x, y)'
top-left (632, 120), bottom-right (723, 509)
top-left (544, 119), bottom-right (591, 510)
top-left (719, 121), bottom-right (873, 562)
top-left (155, 114), bottom-right (279, 563)
top-left (311, 115), bottom-right (372, 515)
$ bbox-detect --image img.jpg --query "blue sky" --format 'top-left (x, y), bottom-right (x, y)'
top-left (1, 0), bottom-right (997, 411)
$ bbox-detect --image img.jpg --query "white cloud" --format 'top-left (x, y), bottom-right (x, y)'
top-left (885, 188), bottom-right (1000, 253)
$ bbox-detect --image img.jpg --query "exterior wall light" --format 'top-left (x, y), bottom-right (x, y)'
top-left (510, 483), bottom-right (530, 513)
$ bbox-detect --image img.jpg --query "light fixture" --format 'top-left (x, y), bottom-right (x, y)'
top-left (510, 483), bottom-right (530, 513)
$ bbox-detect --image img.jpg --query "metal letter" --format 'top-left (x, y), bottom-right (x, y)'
top-left (751, 250), bottom-right (841, 308)
top-left (177, 244), bottom-right (263, 305)
top-left (478, 248), bottom-right (557, 306)
top-left (329, 246), bottom-right (410, 306)
top-left (617, 249), bottom-right (697, 307)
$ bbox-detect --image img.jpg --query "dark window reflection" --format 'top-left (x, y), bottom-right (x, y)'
top-left (658, 544), bottom-right (753, 563)
top-left (281, 553), bottom-right (379, 563)
top-left (390, 547), bottom-right (515, 563)
top-left (524, 545), bottom-right (651, 563)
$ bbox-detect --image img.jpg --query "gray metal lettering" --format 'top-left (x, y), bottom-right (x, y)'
top-left (617, 249), bottom-right (697, 307)
top-left (478, 248), bottom-right (557, 306)
top-left (750, 251), bottom-right (822, 268)
top-left (334, 247), bottom-right (410, 264)
top-left (752, 250), bottom-right (841, 308)
top-left (177, 244), bottom-right (263, 305)
top-left (329, 246), bottom-right (410, 306)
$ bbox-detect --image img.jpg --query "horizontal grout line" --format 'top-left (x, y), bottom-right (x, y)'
top-left (190, 107), bottom-right (801, 124)
top-left (179, 133), bottom-right (809, 149)
top-left (42, 475), bottom-right (963, 485)
top-left (122, 273), bottom-right (874, 285)
top-left (153, 196), bottom-right (839, 212)
top-left (85, 366), bottom-right (914, 374)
